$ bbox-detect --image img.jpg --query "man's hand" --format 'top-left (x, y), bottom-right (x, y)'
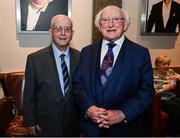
top-left (87, 107), bottom-right (126, 129)
top-left (27, 125), bottom-right (41, 136)
top-left (86, 105), bottom-right (106, 123)
top-left (98, 110), bottom-right (125, 128)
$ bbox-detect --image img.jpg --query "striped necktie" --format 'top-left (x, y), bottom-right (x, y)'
top-left (60, 54), bottom-right (70, 96)
top-left (100, 43), bottom-right (116, 87)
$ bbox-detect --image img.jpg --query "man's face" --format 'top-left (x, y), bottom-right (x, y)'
top-left (99, 6), bottom-right (126, 42)
top-left (30, 0), bottom-right (51, 9)
top-left (49, 16), bottom-right (73, 50)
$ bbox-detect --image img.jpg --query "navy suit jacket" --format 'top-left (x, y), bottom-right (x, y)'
top-left (147, 1), bottom-right (180, 33)
top-left (73, 37), bottom-right (154, 136)
top-left (20, 0), bottom-right (68, 31)
top-left (23, 46), bottom-right (80, 136)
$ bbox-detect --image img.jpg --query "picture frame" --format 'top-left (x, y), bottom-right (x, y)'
top-left (16, 0), bottom-right (71, 34)
top-left (140, 0), bottom-right (179, 36)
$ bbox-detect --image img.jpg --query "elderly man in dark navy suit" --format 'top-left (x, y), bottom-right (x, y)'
top-left (73, 5), bottom-right (154, 137)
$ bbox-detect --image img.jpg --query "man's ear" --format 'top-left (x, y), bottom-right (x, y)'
top-left (72, 30), bottom-right (74, 36)
top-left (49, 29), bottom-right (53, 37)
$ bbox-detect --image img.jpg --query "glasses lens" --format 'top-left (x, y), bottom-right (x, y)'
top-left (52, 26), bottom-right (72, 33)
top-left (100, 17), bottom-right (125, 24)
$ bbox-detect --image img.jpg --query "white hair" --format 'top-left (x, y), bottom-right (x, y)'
top-left (50, 14), bottom-right (73, 28)
top-left (94, 6), bottom-right (130, 31)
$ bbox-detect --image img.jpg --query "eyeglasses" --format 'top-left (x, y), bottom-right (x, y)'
top-left (100, 17), bottom-right (125, 24)
top-left (51, 26), bottom-right (72, 33)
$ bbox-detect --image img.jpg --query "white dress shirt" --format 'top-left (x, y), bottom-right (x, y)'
top-left (27, 3), bottom-right (48, 30)
top-left (162, 1), bottom-right (171, 28)
top-left (100, 35), bottom-right (125, 67)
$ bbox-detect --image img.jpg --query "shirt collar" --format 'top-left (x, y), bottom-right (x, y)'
top-left (52, 42), bottom-right (70, 58)
top-left (102, 35), bottom-right (125, 47)
top-left (163, 0), bottom-right (172, 9)
top-left (30, 3), bottom-right (49, 13)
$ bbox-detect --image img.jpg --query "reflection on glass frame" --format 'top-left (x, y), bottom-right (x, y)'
top-left (140, 0), bottom-right (179, 36)
top-left (16, 0), bottom-right (71, 34)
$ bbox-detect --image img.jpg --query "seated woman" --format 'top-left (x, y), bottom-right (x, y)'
top-left (154, 54), bottom-right (180, 136)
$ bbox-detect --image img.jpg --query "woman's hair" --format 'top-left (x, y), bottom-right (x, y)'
top-left (155, 54), bottom-right (172, 67)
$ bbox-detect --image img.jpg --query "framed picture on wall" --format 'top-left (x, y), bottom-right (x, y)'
top-left (16, 0), bottom-right (71, 34)
top-left (140, 0), bottom-right (180, 36)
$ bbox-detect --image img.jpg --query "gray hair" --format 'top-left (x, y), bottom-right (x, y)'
top-left (94, 6), bottom-right (130, 31)
top-left (50, 14), bottom-right (73, 28)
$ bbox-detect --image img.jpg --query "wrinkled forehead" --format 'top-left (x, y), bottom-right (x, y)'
top-left (100, 6), bottom-right (123, 18)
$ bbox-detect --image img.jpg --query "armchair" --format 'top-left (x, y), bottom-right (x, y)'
top-left (0, 72), bottom-right (29, 136)
top-left (149, 92), bottom-right (169, 136)
top-left (175, 80), bottom-right (180, 96)
top-left (0, 97), bottom-right (14, 136)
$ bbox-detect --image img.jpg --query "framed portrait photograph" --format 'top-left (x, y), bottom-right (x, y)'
top-left (140, 0), bottom-right (180, 36)
top-left (16, 0), bottom-right (72, 34)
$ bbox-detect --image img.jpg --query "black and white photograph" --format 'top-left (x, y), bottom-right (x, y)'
top-left (16, 0), bottom-right (71, 34)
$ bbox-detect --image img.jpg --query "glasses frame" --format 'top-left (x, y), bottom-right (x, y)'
top-left (100, 17), bottom-right (125, 25)
top-left (51, 26), bottom-right (72, 34)
top-left (16, 0), bottom-right (72, 34)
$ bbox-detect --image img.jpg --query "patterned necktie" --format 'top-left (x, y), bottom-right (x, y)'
top-left (60, 54), bottom-right (70, 96)
top-left (100, 43), bottom-right (116, 87)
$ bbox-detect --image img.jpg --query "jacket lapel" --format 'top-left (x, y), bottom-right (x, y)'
top-left (46, 45), bottom-right (64, 97)
top-left (166, 1), bottom-right (176, 27)
top-left (69, 48), bottom-right (78, 76)
top-left (90, 41), bottom-right (105, 104)
top-left (157, 2), bottom-right (164, 28)
top-left (104, 38), bottom-right (127, 89)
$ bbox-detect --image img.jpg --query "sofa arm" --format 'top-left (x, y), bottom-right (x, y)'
top-left (175, 80), bottom-right (180, 97)
top-left (150, 92), bottom-right (169, 136)
top-left (0, 97), bottom-right (14, 136)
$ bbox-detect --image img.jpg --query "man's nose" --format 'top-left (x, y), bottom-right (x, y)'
top-left (60, 29), bottom-right (66, 35)
top-left (108, 19), bottom-right (115, 27)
